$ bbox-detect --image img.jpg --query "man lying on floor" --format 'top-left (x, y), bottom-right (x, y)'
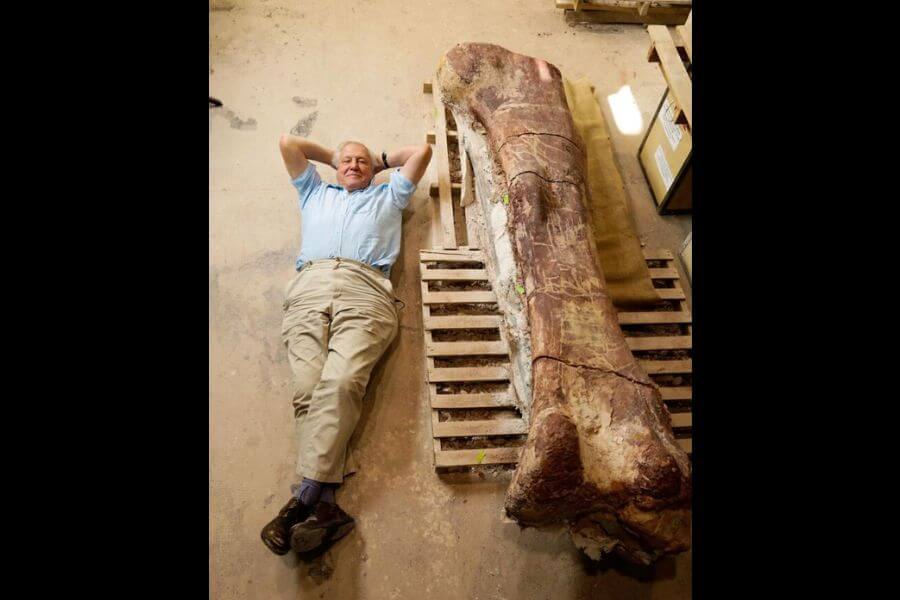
top-left (261, 134), bottom-right (432, 556)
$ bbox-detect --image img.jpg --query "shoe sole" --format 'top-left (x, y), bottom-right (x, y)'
top-left (261, 533), bottom-right (291, 556)
top-left (291, 521), bottom-right (355, 553)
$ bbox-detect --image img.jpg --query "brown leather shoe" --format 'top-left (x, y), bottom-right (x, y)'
top-left (260, 497), bottom-right (313, 555)
top-left (289, 502), bottom-right (355, 553)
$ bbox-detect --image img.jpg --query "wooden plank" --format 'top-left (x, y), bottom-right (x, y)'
top-left (677, 438), bottom-right (692, 454)
top-left (676, 10), bottom-right (692, 63)
top-left (422, 290), bottom-right (497, 304)
top-left (430, 391), bottom-right (515, 409)
top-left (427, 340), bottom-right (508, 356)
top-left (420, 250), bottom-right (484, 263)
top-left (659, 386), bottom-right (692, 401)
top-left (618, 310), bottom-right (691, 325)
top-left (430, 182), bottom-right (462, 197)
top-left (431, 78), bottom-right (457, 248)
top-left (558, 1), bottom-right (692, 13)
top-left (649, 267), bottom-right (679, 279)
top-left (641, 248), bottom-right (674, 260)
top-left (426, 130), bottom-right (458, 144)
top-left (434, 447), bottom-right (522, 467)
top-left (420, 266), bottom-right (488, 281)
top-left (647, 26), bottom-right (692, 129)
top-left (425, 314), bottom-right (502, 330)
top-left (656, 287), bottom-right (686, 300)
top-left (428, 366), bottom-right (510, 383)
top-left (639, 359), bottom-right (692, 375)
top-left (626, 335), bottom-right (691, 351)
top-left (562, 5), bottom-right (689, 25)
top-left (669, 412), bottom-right (692, 428)
top-left (433, 418), bottom-right (526, 438)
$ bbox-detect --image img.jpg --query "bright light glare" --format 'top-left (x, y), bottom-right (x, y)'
top-left (606, 85), bottom-right (643, 136)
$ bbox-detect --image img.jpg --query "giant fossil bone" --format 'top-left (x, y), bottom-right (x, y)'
top-left (436, 43), bottom-right (691, 564)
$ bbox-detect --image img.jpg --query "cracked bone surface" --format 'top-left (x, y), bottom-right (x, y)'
top-left (436, 43), bottom-right (691, 564)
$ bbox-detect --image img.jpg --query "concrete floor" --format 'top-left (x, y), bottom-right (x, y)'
top-left (209, 1), bottom-right (692, 598)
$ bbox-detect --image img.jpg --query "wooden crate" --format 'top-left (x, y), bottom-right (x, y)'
top-left (558, 1), bottom-right (691, 25)
top-left (638, 13), bottom-right (693, 213)
top-left (420, 82), bottom-right (692, 470)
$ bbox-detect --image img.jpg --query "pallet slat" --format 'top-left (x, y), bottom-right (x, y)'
top-left (430, 182), bottom-right (462, 197)
top-left (640, 359), bottom-right (692, 374)
top-left (669, 412), bottom-right (692, 428)
top-left (422, 290), bottom-right (497, 304)
top-left (420, 266), bottom-right (488, 281)
top-left (641, 248), bottom-right (674, 260)
top-left (424, 315), bottom-right (501, 330)
top-left (428, 366), bottom-right (509, 382)
top-left (649, 267), bottom-right (679, 279)
top-left (618, 311), bottom-right (692, 325)
top-left (420, 250), bottom-right (484, 263)
top-left (434, 447), bottom-right (522, 468)
top-left (427, 340), bottom-right (508, 356)
top-left (659, 386), bottom-right (692, 400)
top-left (656, 287), bottom-right (686, 300)
top-left (433, 419), bottom-right (526, 438)
top-left (677, 438), bottom-right (692, 454)
top-left (430, 391), bottom-right (515, 409)
top-left (626, 335), bottom-right (691, 351)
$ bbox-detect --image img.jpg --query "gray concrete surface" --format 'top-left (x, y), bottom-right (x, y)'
top-left (209, 1), bottom-right (692, 598)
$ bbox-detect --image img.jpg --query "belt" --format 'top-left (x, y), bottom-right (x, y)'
top-left (299, 257), bottom-right (388, 279)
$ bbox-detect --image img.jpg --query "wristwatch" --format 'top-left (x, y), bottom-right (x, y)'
top-left (381, 151), bottom-right (389, 170)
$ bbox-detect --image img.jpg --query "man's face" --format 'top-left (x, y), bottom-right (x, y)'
top-left (336, 143), bottom-right (374, 191)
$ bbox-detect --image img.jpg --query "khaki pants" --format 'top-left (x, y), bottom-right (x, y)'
top-left (281, 258), bottom-right (399, 483)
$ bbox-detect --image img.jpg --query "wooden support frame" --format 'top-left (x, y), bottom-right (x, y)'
top-left (559, 0), bottom-right (691, 25)
top-left (424, 79), bottom-right (457, 249)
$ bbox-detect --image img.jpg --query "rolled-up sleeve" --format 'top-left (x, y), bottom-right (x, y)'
top-left (291, 163), bottom-right (323, 209)
top-left (388, 169), bottom-right (417, 210)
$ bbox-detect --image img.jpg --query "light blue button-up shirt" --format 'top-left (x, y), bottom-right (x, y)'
top-left (291, 163), bottom-right (416, 277)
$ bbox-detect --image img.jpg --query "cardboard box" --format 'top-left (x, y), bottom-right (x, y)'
top-left (638, 89), bottom-right (692, 213)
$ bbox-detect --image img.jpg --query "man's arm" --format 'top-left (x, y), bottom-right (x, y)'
top-left (278, 134), bottom-right (338, 180)
top-left (380, 144), bottom-right (433, 185)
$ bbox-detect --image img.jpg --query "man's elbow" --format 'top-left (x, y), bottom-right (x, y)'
top-left (278, 133), bottom-right (297, 152)
top-left (420, 143), bottom-right (433, 162)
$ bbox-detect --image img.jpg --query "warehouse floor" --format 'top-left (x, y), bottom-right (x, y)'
top-left (209, 1), bottom-right (692, 598)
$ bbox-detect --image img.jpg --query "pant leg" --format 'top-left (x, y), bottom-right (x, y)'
top-left (297, 265), bottom-right (399, 483)
top-left (281, 268), bottom-right (333, 477)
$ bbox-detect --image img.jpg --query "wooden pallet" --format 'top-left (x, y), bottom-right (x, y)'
top-left (420, 82), bottom-right (692, 470)
top-left (420, 247), bottom-right (527, 469)
top-left (558, 0), bottom-right (691, 25)
top-left (647, 13), bottom-right (692, 129)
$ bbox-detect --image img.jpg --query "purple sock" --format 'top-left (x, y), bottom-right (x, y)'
top-left (292, 478), bottom-right (324, 506)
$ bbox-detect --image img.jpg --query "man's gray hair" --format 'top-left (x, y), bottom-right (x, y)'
top-left (336, 140), bottom-right (375, 164)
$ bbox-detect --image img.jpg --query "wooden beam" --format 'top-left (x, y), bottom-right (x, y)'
top-left (649, 267), bottom-right (679, 279)
top-left (424, 314), bottom-right (501, 330)
top-left (426, 340), bottom-right (508, 356)
top-left (434, 447), bottom-right (521, 467)
top-left (676, 10), bottom-right (692, 63)
top-left (422, 290), bottom-right (497, 304)
top-left (420, 266), bottom-right (488, 281)
top-left (669, 412), bottom-right (692, 428)
top-left (428, 366), bottom-right (510, 383)
top-left (420, 249), bottom-right (484, 263)
top-left (430, 390), bottom-right (515, 409)
top-left (430, 182), bottom-right (462, 197)
top-left (426, 130), bottom-right (458, 144)
top-left (617, 310), bottom-right (691, 325)
top-left (625, 335), bottom-right (691, 351)
top-left (431, 79), bottom-right (457, 248)
top-left (432, 419), bottom-right (527, 438)
top-left (659, 386), bottom-right (692, 401)
top-left (647, 25), bottom-right (692, 129)
top-left (656, 287), bottom-right (686, 300)
top-left (641, 248), bottom-right (674, 260)
top-left (639, 359), bottom-right (692, 375)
